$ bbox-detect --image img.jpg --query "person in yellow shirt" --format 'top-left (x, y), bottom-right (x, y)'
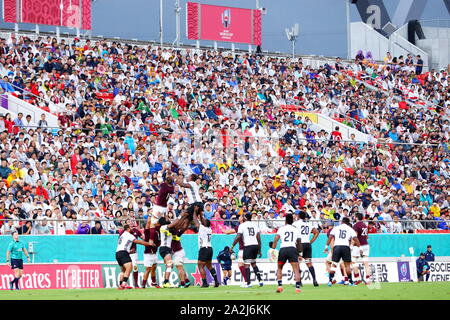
top-left (272, 176), bottom-right (281, 189)
top-left (429, 203), bottom-right (441, 217)
top-left (402, 178), bottom-right (414, 194)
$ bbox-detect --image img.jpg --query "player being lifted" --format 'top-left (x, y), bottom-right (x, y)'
top-left (351, 213), bottom-right (372, 285)
top-left (142, 216), bottom-right (161, 288)
top-left (270, 214), bottom-right (303, 293)
top-left (151, 175), bottom-right (176, 227)
top-left (293, 211), bottom-right (319, 286)
top-left (168, 174), bottom-right (203, 233)
top-left (158, 217), bottom-right (176, 288)
top-left (115, 224), bottom-right (153, 290)
top-left (193, 210), bottom-right (220, 288)
top-left (171, 228), bottom-right (191, 288)
top-left (325, 217), bottom-right (361, 286)
top-left (230, 213), bottom-right (263, 288)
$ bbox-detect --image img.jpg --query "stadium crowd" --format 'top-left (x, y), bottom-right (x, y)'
top-left (0, 34), bottom-right (449, 235)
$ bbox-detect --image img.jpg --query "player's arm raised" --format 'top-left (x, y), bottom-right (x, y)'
top-left (310, 227), bottom-right (319, 244)
top-left (192, 210), bottom-right (201, 228)
top-left (175, 175), bottom-right (192, 189)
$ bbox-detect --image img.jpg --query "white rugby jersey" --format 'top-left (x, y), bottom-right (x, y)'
top-left (277, 224), bottom-right (301, 249)
top-left (185, 181), bottom-right (202, 204)
top-left (160, 225), bottom-right (173, 248)
top-left (198, 224), bottom-right (212, 248)
top-left (116, 231), bottom-right (136, 252)
top-left (237, 221), bottom-right (260, 247)
top-left (330, 224), bottom-right (357, 247)
top-left (293, 220), bottom-right (313, 243)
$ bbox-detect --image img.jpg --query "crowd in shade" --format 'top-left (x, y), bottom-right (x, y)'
top-left (0, 34), bottom-right (449, 236)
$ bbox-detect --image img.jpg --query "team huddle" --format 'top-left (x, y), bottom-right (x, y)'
top-left (114, 174), bottom-right (371, 290)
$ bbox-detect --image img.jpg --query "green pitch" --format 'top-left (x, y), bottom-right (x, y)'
top-left (0, 282), bottom-right (448, 300)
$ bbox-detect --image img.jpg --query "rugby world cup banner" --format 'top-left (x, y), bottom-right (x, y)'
top-left (186, 2), bottom-right (262, 45)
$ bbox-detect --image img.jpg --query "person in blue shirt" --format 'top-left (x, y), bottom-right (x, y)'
top-left (217, 246), bottom-right (233, 285)
top-left (424, 245), bottom-right (435, 262)
top-left (416, 252), bottom-right (430, 282)
top-left (6, 232), bottom-right (31, 290)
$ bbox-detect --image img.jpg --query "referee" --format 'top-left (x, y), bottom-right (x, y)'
top-left (6, 231), bottom-right (30, 290)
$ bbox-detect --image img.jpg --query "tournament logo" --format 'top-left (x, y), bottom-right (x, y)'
top-left (400, 262), bottom-right (407, 277)
top-left (221, 9), bottom-right (231, 28)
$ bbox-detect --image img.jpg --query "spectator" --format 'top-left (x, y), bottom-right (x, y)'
top-left (77, 221), bottom-right (91, 234)
top-left (90, 221), bottom-right (104, 234)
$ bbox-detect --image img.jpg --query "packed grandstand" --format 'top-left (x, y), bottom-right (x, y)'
top-left (0, 32), bottom-right (449, 236)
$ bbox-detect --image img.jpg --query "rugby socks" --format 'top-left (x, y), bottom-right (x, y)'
top-left (425, 274), bottom-right (430, 281)
top-left (277, 280), bottom-right (282, 286)
top-left (308, 266), bottom-right (317, 282)
top-left (133, 272), bottom-right (139, 287)
top-left (344, 276), bottom-right (348, 282)
top-left (354, 272), bottom-right (360, 282)
top-left (180, 281), bottom-right (185, 286)
top-left (151, 275), bottom-right (157, 284)
top-left (239, 266), bottom-right (248, 282)
top-left (329, 271), bottom-right (335, 281)
top-left (252, 266), bottom-right (262, 282)
top-left (202, 278), bottom-right (208, 286)
top-left (209, 268), bottom-right (218, 283)
top-left (295, 282), bottom-right (301, 289)
top-left (142, 279), bottom-right (147, 287)
top-left (122, 277), bottom-right (129, 286)
top-left (348, 274), bottom-right (353, 284)
top-left (163, 279), bottom-right (169, 284)
top-left (245, 267), bottom-right (251, 285)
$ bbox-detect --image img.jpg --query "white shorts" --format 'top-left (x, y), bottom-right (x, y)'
top-left (130, 253), bottom-right (138, 271)
top-left (173, 249), bottom-right (186, 266)
top-left (237, 249), bottom-right (244, 264)
top-left (143, 253), bottom-right (158, 267)
top-left (351, 245), bottom-right (370, 262)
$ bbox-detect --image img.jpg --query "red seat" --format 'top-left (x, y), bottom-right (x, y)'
top-left (65, 230), bottom-right (74, 234)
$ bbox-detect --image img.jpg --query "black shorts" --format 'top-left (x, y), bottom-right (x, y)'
top-left (221, 264), bottom-right (232, 271)
top-left (301, 243), bottom-right (312, 259)
top-left (115, 250), bottom-right (132, 267)
top-left (198, 247), bottom-right (213, 262)
top-left (332, 245), bottom-right (352, 263)
top-left (159, 246), bottom-right (172, 260)
top-left (11, 259), bottom-right (23, 270)
top-left (243, 245), bottom-right (259, 262)
top-left (278, 247), bottom-right (299, 264)
top-left (187, 202), bottom-right (204, 220)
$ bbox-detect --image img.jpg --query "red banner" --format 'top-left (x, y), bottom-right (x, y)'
top-left (187, 2), bottom-right (262, 45)
top-left (0, 264), bottom-right (102, 290)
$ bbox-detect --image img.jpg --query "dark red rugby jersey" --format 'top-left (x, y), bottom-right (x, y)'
top-left (144, 226), bottom-right (161, 254)
top-left (129, 228), bottom-right (143, 253)
top-left (155, 183), bottom-right (175, 207)
top-left (171, 238), bottom-right (183, 253)
top-left (353, 221), bottom-right (369, 246)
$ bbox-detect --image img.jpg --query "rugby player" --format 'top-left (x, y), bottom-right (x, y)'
top-left (351, 213), bottom-right (372, 285)
top-left (193, 211), bottom-right (219, 288)
top-left (6, 231), bottom-right (31, 290)
top-left (142, 216), bottom-right (161, 288)
top-left (123, 221), bottom-right (143, 288)
top-left (293, 211), bottom-right (319, 286)
top-left (171, 229), bottom-right (191, 288)
top-left (325, 217), bottom-right (361, 286)
top-left (230, 213), bottom-right (263, 288)
top-left (115, 225), bottom-right (153, 290)
top-left (270, 214), bottom-right (302, 293)
top-left (216, 246), bottom-right (233, 285)
top-left (151, 175), bottom-right (176, 227)
top-left (159, 216), bottom-right (176, 288)
top-left (168, 174), bottom-right (203, 233)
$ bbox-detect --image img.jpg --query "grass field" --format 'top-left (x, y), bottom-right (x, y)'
top-left (0, 282), bottom-right (448, 300)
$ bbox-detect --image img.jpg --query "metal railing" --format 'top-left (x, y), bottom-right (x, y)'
top-left (0, 218), bottom-right (448, 235)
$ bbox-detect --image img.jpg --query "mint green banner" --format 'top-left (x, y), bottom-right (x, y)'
top-left (0, 234), bottom-right (448, 263)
